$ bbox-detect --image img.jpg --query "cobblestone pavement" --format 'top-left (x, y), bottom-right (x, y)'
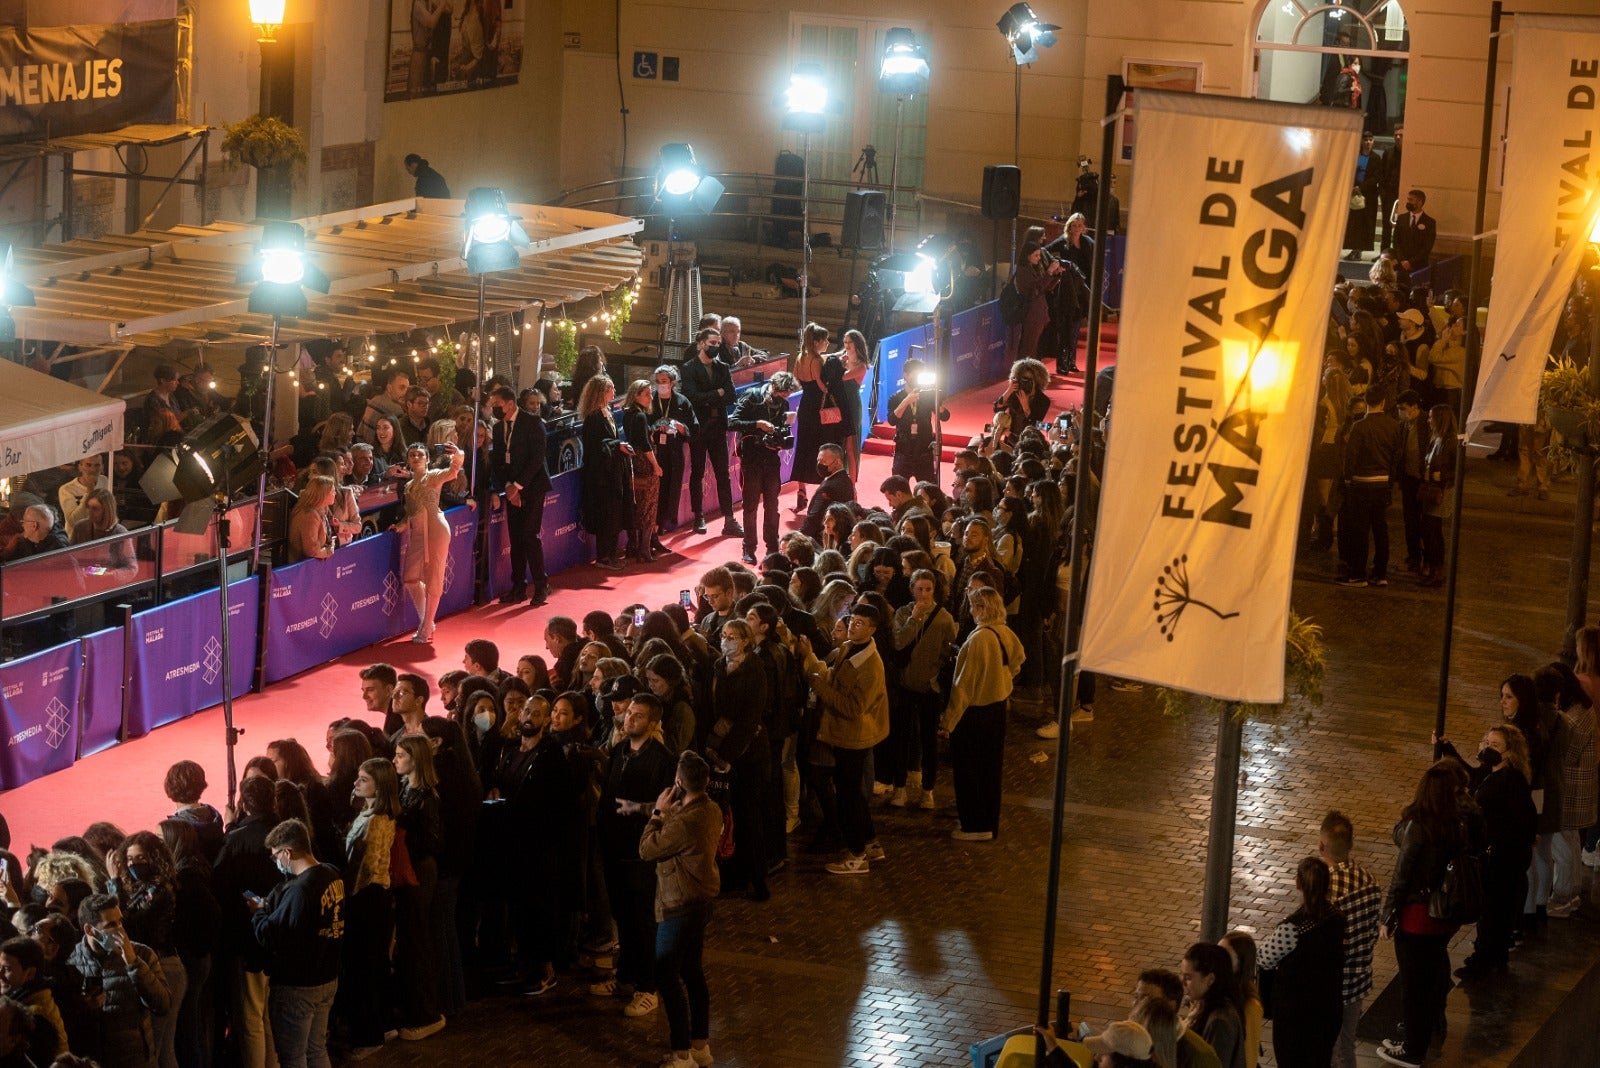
top-left (368, 493), bottom-right (1596, 1067)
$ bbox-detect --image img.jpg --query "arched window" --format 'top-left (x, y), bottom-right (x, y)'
top-left (1253, 0), bottom-right (1409, 134)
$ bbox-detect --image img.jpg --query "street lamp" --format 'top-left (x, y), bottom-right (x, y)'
top-left (463, 188), bottom-right (530, 499)
top-left (248, 0), bottom-right (285, 42)
top-left (0, 242), bottom-right (37, 344)
top-left (878, 29), bottom-right (929, 251)
top-left (997, 3), bottom-right (1059, 265)
top-left (783, 63), bottom-right (829, 334)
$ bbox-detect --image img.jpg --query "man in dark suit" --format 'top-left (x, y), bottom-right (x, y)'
top-left (1389, 186), bottom-right (1436, 284)
top-left (490, 384), bottom-right (551, 606)
top-left (801, 444), bottom-right (856, 542)
top-left (679, 327), bottom-right (742, 537)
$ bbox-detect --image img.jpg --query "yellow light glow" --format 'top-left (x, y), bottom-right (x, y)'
top-left (249, 0), bottom-right (286, 41)
top-left (1221, 338), bottom-right (1299, 415)
top-left (1590, 209), bottom-right (1600, 246)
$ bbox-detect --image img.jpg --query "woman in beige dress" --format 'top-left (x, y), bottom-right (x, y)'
top-left (400, 440), bottom-right (463, 643)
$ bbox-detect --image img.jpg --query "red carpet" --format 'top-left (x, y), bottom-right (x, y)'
top-left (1, 344), bottom-right (1099, 848)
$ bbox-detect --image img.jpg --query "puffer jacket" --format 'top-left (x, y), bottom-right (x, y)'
top-left (65, 938), bottom-right (171, 1068)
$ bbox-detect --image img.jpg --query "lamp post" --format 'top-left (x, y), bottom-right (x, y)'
top-left (878, 29), bottom-right (929, 253)
top-left (996, 3), bottom-right (1058, 268)
top-left (1560, 216), bottom-right (1600, 663)
top-left (783, 64), bottom-right (829, 334)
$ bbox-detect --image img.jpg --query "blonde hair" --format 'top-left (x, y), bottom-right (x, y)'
top-left (1489, 723), bottom-right (1532, 782)
top-left (967, 586), bottom-right (1007, 626)
top-left (426, 418), bottom-right (458, 447)
top-left (623, 378), bottom-right (653, 412)
top-left (294, 475), bottom-right (336, 515)
top-left (577, 374), bottom-right (616, 420)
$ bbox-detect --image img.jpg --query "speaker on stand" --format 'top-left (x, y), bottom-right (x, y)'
top-left (840, 190), bottom-right (887, 331)
top-left (982, 164), bottom-right (1021, 296)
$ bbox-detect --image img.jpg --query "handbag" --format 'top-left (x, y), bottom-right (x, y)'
top-left (1418, 480), bottom-right (1444, 509)
top-left (1350, 191), bottom-right (1367, 211)
top-left (1427, 821), bottom-right (1483, 925)
top-left (819, 390), bottom-right (842, 425)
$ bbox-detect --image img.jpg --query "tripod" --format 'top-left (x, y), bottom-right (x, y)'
top-left (851, 145), bottom-right (879, 188)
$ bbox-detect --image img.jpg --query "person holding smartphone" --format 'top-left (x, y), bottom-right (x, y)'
top-left (66, 893), bottom-right (173, 1068)
top-left (886, 359), bottom-right (950, 486)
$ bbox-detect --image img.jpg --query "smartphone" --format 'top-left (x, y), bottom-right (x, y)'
top-left (679, 589), bottom-right (693, 609)
top-left (633, 607), bottom-right (647, 627)
top-left (83, 565), bottom-right (109, 576)
top-left (670, 784), bottom-right (685, 803)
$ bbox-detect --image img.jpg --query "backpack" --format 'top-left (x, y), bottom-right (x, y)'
top-left (999, 278), bottom-right (1025, 326)
top-left (1427, 821), bottom-right (1483, 925)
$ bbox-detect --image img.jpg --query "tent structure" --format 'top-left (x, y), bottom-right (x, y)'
top-left (0, 360), bottom-right (124, 481)
top-left (7, 198), bottom-right (645, 350)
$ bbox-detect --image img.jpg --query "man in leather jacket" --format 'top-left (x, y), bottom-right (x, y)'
top-left (728, 372), bottom-right (798, 565)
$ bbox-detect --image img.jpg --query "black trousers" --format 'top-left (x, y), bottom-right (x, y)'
top-left (601, 856), bottom-right (658, 993)
top-left (689, 430), bottom-right (734, 520)
top-left (892, 442), bottom-right (937, 487)
top-left (507, 492), bottom-right (546, 589)
top-left (335, 886), bottom-right (392, 1048)
top-left (951, 701), bottom-right (1007, 835)
top-left (729, 750), bottom-right (770, 892)
top-left (741, 455), bottom-right (781, 557)
top-left (831, 746), bottom-right (875, 856)
top-left (658, 441), bottom-right (686, 529)
top-left (1394, 927), bottom-right (1452, 1060)
top-left (1344, 481), bottom-right (1392, 581)
top-left (1398, 474), bottom-right (1423, 564)
top-left (1474, 860), bottom-right (1526, 967)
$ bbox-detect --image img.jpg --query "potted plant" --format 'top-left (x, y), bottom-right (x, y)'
top-left (221, 115), bottom-right (307, 219)
top-left (1540, 358), bottom-right (1600, 449)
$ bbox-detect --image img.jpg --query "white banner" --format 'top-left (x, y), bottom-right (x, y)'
top-left (1468, 14), bottom-right (1600, 431)
top-left (1078, 92), bottom-right (1360, 704)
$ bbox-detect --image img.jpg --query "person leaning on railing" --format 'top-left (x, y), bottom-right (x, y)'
top-left (70, 489), bottom-right (135, 571)
top-left (288, 476), bottom-right (340, 564)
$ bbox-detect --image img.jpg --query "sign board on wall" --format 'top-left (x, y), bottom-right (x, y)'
top-left (385, 0), bottom-right (525, 103)
top-left (0, 20), bottom-right (178, 144)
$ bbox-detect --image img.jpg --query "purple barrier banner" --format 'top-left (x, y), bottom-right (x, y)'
top-left (663, 391), bottom-right (801, 524)
top-left (439, 507), bottom-right (477, 618)
top-left (948, 300), bottom-right (1009, 396)
top-left (264, 533), bottom-right (405, 685)
top-left (542, 470), bottom-right (593, 575)
top-left (125, 577), bottom-right (257, 737)
top-left (867, 322), bottom-right (935, 428)
top-left (0, 641), bottom-right (82, 789)
top-left (78, 626), bottom-right (124, 758)
top-left (486, 504), bottom-right (511, 600)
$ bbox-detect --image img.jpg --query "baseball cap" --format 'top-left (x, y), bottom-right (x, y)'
top-left (1083, 1021), bottom-right (1153, 1060)
top-left (1397, 309), bottom-right (1425, 333)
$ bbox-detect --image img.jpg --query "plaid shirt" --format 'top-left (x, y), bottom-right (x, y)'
top-left (1329, 859), bottom-right (1382, 1003)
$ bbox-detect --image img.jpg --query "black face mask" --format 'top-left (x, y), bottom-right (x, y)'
top-left (816, 462), bottom-right (832, 479)
top-left (1478, 747), bottom-right (1503, 768)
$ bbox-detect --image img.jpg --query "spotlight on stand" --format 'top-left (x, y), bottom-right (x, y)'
top-left (239, 222), bottom-right (331, 318)
top-left (997, 2), bottom-right (1059, 65)
top-left (0, 242), bottom-right (37, 344)
top-left (653, 144), bottom-right (725, 216)
top-left (140, 414), bottom-right (263, 532)
top-left (463, 187), bottom-right (531, 274)
top-left (878, 28), bottom-right (929, 96)
top-left (781, 63), bottom-right (830, 134)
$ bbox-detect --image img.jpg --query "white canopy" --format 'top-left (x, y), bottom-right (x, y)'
top-left (0, 360), bottom-right (125, 480)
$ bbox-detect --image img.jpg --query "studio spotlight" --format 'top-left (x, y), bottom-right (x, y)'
top-left (463, 187), bottom-right (531, 274)
top-left (997, 2), bottom-right (1060, 65)
top-left (241, 222), bottom-right (330, 317)
top-left (878, 29), bottom-right (929, 96)
top-left (782, 63), bottom-right (829, 134)
top-left (653, 144), bottom-right (725, 215)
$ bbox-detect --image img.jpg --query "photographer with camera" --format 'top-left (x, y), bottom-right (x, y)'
top-left (680, 327), bottom-right (742, 538)
top-left (729, 371), bottom-right (799, 566)
top-left (886, 358), bottom-right (950, 486)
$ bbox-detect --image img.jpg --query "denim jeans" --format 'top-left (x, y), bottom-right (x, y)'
top-left (268, 980), bottom-right (337, 1068)
top-left (655, 902), bottom-right (712, 1051)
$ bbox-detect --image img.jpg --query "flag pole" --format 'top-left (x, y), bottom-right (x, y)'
top-left (1035, 72), bottom-right (1123, 1051)
top-left (1435, 0), bottom-right (1503, 758)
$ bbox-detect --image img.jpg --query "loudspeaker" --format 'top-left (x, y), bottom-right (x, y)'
top-left (982, 165), bottom-right (1021, 219)
top-left (841, 190), bottom-right (887, 250)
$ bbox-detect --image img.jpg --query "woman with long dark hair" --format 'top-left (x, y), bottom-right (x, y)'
top-left (392, 735), bottom-right (445, 1040)
top-left (1258, 857), bottom-right (1345, 1067)
top-left (108, 831), bottom-right (186, 1068)
top-left (1510, 671), bottom-right (1559, 935)
top-left (325, 728), bottom-right (373, 836)
top-left (621, 378), bottom-right (663, 562)
top-left (399, 440), bottom-right (463, 642)
top-left (338, 757), bottom-right (398, 1058)
top-left (1375, 761), bottom-right (1485, 1067)
top-left (267, 737), bottom-right (341, 866)
top-left (1180, 941), bottom-right (1245, 1068)
top-left (419, 717), bottom-right (481, 1018)
top-left (578, 374), bottom-right (635, 571)
top-left (790, 322), bottom-right (830, 513)
top-left (833, 329), bottom-right (870, 479)
top-left (644, 654), bottom-right (698, 756)
top-left (704, 619), bottom-right (770, 900)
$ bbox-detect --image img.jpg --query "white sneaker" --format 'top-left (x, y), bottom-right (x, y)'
top-left (588, 978), bottom-right (618, 997)
top-left (1582, 847), bottom-right (1600, 869)
top-left (1070, 705), bottom-right (1094, 724)
top-left (952, 829), bottom-right (995, 842)
top-left (826, 852), bottom-right (869, 875)
top-left (865, 839), bottom-right (886, 862)
top-left (871, 781), bottom-right (893, 799)
top-left (1035, 720), bottom-right (1060, 739)
top-left (889, 787), bottom-right (908, 807)
top-left (1547, 896), bottom-right (1581, 918)
top-left (398, 1016), bottom-right (445, 1041)
top-left (624, 991), bottom-right (659, 1017)
top-left (689, 1045), bottom-right (714, 1067)
top-left (919, 788), bottom-right (937, 810)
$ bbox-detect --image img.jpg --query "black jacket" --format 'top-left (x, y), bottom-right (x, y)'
top-left (597, 737), bottom-right (676, 859)
top-left (802, 469), bottom-right (856, 538)
top-left (707, 654), bottom-right (769, 766)
top-left (493, 410), bottom-right (551, 496)
top-left (729, 386), bottom-right (791, 465)
top-left (212, 815), bottom-right (282, 969)
top-left (887, 387), bottom-right (949, 450)
top-left (648, 389), bottom-right (697, 449)
top-left (1344, 411), bottom-right (1402, 482)
top-left (251, 863), bottom-right (345, 987)
top-left (681, 357), bottom-right (736, 436)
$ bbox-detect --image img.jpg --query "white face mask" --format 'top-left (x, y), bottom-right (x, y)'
top-left (721, 639), bottom-right (741, 659)
top-left (657, 383), bottom-right (672, 398)
top-left (473, 711), bottom-right (493, 735)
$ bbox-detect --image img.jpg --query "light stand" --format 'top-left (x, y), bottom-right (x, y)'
top-left (211, 451), bottom-right (240, 811)
top-left (652, 145), bottom-right (724, 351)
top-left (879, 29), bottom-right (929, 253)
top-left (463, 187), bottom-right (532, 498)
top-left (783, 65), bottom-right (829, 335)
top-left (996, 3), bottom-right (1059, 268)
top-left (250, 322), bottom-right (280, 562)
